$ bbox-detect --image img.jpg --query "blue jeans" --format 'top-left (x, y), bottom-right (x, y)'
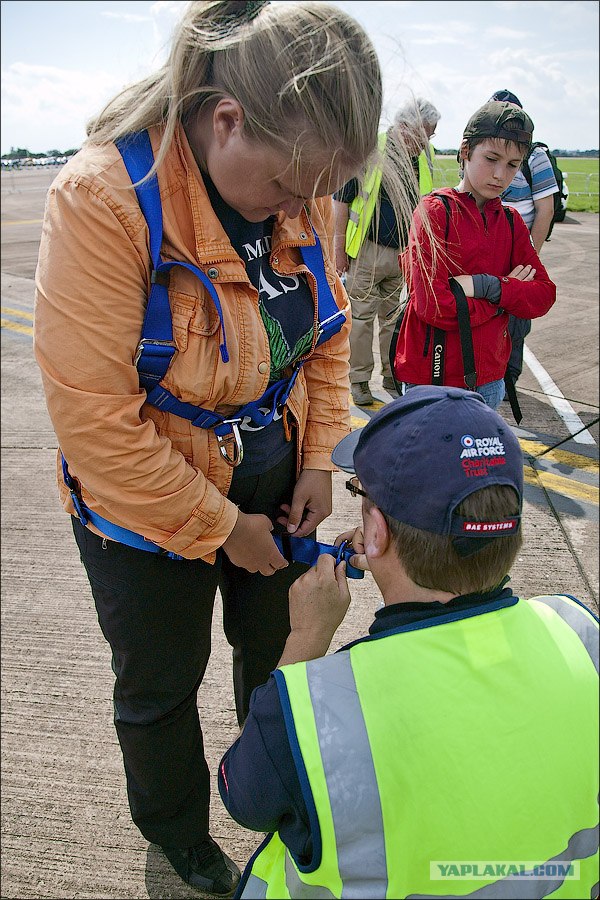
top-left (474, 378), bottom-right (505, 410)
top-left (403, 379), bottom-right (505, 411)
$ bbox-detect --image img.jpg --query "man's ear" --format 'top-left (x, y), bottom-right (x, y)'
top-left (363, 504), bottom-right (391, 559)
top-left (212, 97), bottom-right (245, 148)
top-left (459, 140), bottom-right (470, 163)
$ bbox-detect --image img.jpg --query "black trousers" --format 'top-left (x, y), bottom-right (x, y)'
top-left (72, 449), bottom-right (308, 848)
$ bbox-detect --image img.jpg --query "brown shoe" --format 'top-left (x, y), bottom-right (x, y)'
top-left (351, 382), bottom-right (375, 406)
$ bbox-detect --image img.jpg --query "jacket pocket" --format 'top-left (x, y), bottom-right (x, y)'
top-left (171, 291), bottom-right (220, 352)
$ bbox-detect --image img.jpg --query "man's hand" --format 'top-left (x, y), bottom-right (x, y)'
top-left (278, 554), bottom-right (351, 666)
top-left (335, 526), bottom-right (370, 572)
top-left (276, 469), bottom-right (332, 537)
top-left (334, 237), bottom-right (349, 276)
top-left (222, 510), bottom-right (288, 575)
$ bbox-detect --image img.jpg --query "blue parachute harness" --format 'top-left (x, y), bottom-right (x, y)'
top-left (63, 130), bottom-right (357, 572)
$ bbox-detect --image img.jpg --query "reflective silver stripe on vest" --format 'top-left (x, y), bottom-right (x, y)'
top-left (407, 821), bottom-right (599, 899)
top-left (241, 873), bottom-right (268, 898)
top-left (348, 209), bottom-right (360, 225)
top-left (285, 854), bottom-right (336, 898)
top-left (532, 595), bottom-right (599, 674)
top-left (306, 652), bottom-right (388, 898)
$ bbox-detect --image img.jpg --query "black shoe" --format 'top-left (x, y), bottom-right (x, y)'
top-left (382, 376), bottom-right (399, 397)
top-left (161, 836), bottom-right (241, 896)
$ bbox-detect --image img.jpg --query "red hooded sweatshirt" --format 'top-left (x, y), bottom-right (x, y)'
top-left (393, 188), bottom-right (556, 388)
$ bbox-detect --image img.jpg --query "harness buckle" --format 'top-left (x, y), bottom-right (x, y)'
top-left (217, 419), bottom-right (244, 467)
top-left (134, 339), bottom-right (177, 366)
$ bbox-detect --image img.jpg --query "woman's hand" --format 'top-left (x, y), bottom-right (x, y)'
top-left (277, 469), bottom-right (332, 538)
top-left (222, 510), bottom-right (288, 575)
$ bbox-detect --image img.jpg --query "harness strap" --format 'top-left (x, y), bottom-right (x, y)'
top-left (273, 534), bottom-right (364, 579)
top-left (63, 453), bottom-right (362, 571)
top-left (61, 454), bottom-right (184, 560)
top-left (116, 130), bottom-right (345, 465)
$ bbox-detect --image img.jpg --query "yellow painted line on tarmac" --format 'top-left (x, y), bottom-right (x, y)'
top-left (351, 411), bottom-right (598, 507)
top-left (1, 219), bottom-right (43, 226)
top-left (519, 438), bottom-right (598, 475)
top-left (1, 318), bottom-right (33, 336)
top-left (1, 306), bottom-right (34, 321)
top-left (524, 465), bottom-right (598, 507)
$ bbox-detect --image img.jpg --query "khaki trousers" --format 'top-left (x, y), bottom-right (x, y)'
top-left (346, 239), bottom-right (404, 383)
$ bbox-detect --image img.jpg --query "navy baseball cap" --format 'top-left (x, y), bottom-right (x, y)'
top-left (332, 386), bottom-right (523, 555)
top-left (490, 89), bottom-right (523, 108)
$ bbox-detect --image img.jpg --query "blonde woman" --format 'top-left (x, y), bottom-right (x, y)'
top-left (34, 1), bottom-right (418, 893)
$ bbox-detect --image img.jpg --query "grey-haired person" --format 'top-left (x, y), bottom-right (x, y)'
top-left (219, 385), bottom-right (598, 899)
top-left (333, 97), bottom-right (441, 407)
top-left (34, 1), bottom-right (419, 893)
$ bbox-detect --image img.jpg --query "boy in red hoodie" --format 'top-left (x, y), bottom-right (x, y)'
top-left (393, 100), bottom-right (556, 410)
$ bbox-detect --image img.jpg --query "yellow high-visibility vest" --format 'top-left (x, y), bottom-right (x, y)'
top-left (419, 142), bottom-right (435, 195)
top-left (239, 594), bottom-right (599, 899)
top-left (344, 132), bottom-right (387, 258)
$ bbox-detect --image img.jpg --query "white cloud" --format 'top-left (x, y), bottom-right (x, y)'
top-left (485, 26), bottom-right (532, 40)
top-left (1, 62), bottom-right (124, 152)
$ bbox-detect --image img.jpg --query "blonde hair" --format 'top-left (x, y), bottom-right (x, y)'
top-left (86, 1), bottom-right (382, 183)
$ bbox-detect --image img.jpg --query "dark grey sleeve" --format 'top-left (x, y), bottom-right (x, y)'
top-left (472, 273), bottom-right (502, 305)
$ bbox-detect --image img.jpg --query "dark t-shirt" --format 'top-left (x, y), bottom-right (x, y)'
top-left (334, 153), bottom-right (420, 250)
top-left (204, 176), bottom-right (315, 475)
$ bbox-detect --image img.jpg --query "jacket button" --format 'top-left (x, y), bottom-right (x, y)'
top-left (207, 267), bottom-right (219, 279)
top-left (272, 256), bottom-right (279, 265)
top-left (258, 361), bottom-right (269, 375)
top-left (299, 232), bottom-right (307, 240)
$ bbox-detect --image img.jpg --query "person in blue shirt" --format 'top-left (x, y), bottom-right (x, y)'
top-left (490, 89), bottom-right (559, 388)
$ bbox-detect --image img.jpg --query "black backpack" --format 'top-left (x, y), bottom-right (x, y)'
top-left (522, 142), bottom-right (567, 241)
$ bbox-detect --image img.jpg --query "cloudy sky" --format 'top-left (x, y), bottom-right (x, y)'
top-left (1, 0), bottom-right (598, 155)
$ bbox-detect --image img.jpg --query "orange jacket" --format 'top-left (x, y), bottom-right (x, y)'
top-left (34, 125), bottom-right (351, 561)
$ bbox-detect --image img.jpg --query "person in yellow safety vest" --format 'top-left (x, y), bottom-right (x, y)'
top-left (333, 97), bottom-right (441, 407)
top-left (419, 139), bottom-right (435, 195)
top-left (219, 385), bottom-right (599, 900)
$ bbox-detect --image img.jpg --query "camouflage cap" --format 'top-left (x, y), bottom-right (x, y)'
top-left (463, 100), bottom-right (534, 145)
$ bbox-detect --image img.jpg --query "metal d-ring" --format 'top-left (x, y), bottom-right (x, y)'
top-left (216, 420), bottom-right (244, 467)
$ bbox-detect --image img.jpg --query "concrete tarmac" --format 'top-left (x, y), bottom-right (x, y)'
top-left (1, 168), bottom-right (598, 899)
